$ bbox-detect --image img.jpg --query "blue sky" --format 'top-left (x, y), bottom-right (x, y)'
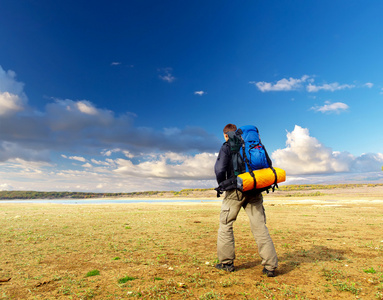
top-left (1, 0), bottom-right (382, 192)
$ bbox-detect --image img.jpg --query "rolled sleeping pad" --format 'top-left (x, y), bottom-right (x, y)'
top-left (237, 167), bottom-right (286, 192)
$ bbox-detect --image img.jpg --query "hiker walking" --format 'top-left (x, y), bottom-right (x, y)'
top-left (214, 123), bottom-right (278, 276)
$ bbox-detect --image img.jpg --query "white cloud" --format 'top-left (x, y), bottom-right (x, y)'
top-left (110, 62), bottom-right (121, 66)
top-left (352, 153), bottom-right (383, 172)
top-left (0, 92), bottom-right (26, 115)
top-left (91, 158), bottom-right (113, 166)
top-left (76, 101), bottom-right (99, 115)
top-left (114, 152), bottom-right (216, 180)
top-left (101, 149), bottom-right (121, 157)
top-left (102, 150), bottom-right (112, 157)
top-left (100, 148), bottom-right (134, 158)
top-left (122, 150), bottom-right (134, 158)
top-left (0, 183), bottom-right (13, 191)
top-left (364, 82), bottom-right (373, 88)
top-left (310, 101), bottom-right (349, 114)
top-left (306, 82), bottom-right (355, 92)
top-left (251, 74), bottom-right (359, 94)
top-left (0, 66), bottom-right (26, 97)
top-left (194, 91), bottom-right (206, 96)
top-left (0, 67), bottom-right (28, 115)
top-left (68, 156), bottom-right (87, 162)
top-left (251, 75), bottom-right (311, 92)
top-left (8, 158), bottom-right (53, 169)
top-left (46, 98), bottom-right (114, 131)
top-left (158, 68), bottom-right (175, 83)
top-left (271, 125), bottom-right (383, 175)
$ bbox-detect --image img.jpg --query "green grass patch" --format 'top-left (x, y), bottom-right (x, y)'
top-left (363, 267), bottom-right (377, 274)
top-left (85, 269), bottom-right (100, 277)
top-left (199, 291), bottom-right (223, 299)
top-left (118, 276), bottom-right (137, 284)
top-left (154, 277), bottom-right (163, 281)
top-left (332, 280), bottom-right (360, 295)
top-left (284, 191), bottom-right (325, 197)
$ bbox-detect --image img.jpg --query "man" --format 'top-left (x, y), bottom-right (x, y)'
top-left (214, 123), bottom-right (278, 276)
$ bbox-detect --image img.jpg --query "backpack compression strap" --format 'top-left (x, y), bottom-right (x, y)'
top-left (270, 166), bottom-right (278, 192)
top-left (262, 144), bottom-right (278, 191)
top-left (240, 136), bottom-right (257, 188)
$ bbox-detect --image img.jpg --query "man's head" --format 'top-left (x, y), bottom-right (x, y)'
top-left (223, 123), bottom-right (237, 142)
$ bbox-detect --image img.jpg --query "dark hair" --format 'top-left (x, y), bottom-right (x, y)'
top-left (223, 124), bottom-right (237, 134)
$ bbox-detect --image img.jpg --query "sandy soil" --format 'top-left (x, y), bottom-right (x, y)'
top-left (1, 188), bottom-right (383, 299)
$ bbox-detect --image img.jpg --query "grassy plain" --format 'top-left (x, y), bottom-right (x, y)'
top-left (1, 185), bottom-right (383, 299)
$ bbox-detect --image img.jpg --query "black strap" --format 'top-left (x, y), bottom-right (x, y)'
top-left (228, 131), bottom-right (244, 176)
top-left (215, 176), bottom-right (237, 197)
top-left (270, 167), bottom-right (278, 185)
top-left (240, 136), bottom-right (257, 189)
top-left (214, 188), bottom-right (223, 198)
top-left (270, 166), bottom-right (278, 192)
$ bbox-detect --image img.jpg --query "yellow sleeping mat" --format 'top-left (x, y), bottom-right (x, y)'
top-left (237, 167), bottom-right (286, 192)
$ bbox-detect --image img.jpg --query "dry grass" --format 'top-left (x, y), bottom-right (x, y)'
top-left (1, 193), bottom-right (383, 299)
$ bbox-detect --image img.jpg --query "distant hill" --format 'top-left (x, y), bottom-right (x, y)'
top-left (0, 188), bottom-right (217, 200)
top-left (1, 184), bottom-right (383, 200)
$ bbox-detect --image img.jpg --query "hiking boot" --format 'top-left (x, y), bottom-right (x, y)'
top-left (215, 262), bottom-right (235, 272)
top-left (262, 267), bottom-right (276, 277)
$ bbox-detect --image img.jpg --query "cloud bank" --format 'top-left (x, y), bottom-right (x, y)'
top-left (1, 123), bottom-right (383, 192)
top-left (1, 65), bottom-right (382, 192)
top-left (272, 125), bottom-right (383, 175)
top-left (0, 66), bottom-right (220, 164)
top-left (114, 152), bottom-right (216, 180)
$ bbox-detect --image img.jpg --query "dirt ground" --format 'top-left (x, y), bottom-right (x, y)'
top-left (1, 187), bottom-right (383, 299)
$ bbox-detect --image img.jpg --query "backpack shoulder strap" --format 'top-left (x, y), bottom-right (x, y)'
top-left (227, 131), bottom-right (245, 176)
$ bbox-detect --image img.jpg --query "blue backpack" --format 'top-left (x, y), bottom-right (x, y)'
top-left (215, 125), bottom-right (275, 196)
top-left (237, 125), bottom-right (271, 172)
top-left (228, 125), bottom-right (272, 175)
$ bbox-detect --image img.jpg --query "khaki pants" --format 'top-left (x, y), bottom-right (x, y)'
top-left (217, 189), bottom-right (278, 271)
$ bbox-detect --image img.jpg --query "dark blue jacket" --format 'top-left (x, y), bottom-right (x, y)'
top-left (214, 142), bottom-right (233, 185)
